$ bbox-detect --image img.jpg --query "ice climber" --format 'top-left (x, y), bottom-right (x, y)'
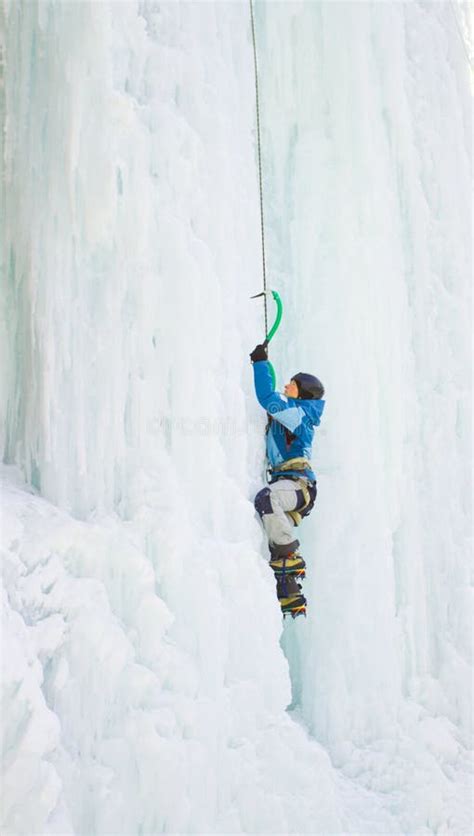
top-left (250, 342), bottom-right (325, 618)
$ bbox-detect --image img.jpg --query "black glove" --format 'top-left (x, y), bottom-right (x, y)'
top-left (250, 343), bottom-right (268, 363)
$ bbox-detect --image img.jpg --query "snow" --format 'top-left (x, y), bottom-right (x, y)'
top-left (1, 1), bottom-right (472, 834)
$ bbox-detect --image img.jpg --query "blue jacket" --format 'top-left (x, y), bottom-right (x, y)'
top-left (253, 360), bottom-right (324, 482)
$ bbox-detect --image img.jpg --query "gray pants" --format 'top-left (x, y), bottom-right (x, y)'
top-left (254, 478), bottom-right (312, 557)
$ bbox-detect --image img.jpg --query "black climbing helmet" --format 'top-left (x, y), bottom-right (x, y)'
top-left (293, 372), bottom-right (325, 400)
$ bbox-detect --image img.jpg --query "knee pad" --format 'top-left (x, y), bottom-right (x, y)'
top-left (254, 487), bottom-right (273, 517)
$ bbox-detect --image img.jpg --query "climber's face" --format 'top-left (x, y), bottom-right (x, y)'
top-left (284, 379), bottom-right (299, 399)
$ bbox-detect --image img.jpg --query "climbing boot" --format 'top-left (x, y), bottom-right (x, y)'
top-left (276, 575), bottom-right (307, 619)
top-left (270, 552), bottom-right (306, 579)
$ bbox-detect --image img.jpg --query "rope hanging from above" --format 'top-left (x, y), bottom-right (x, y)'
top-left (249, 0), bottom-right (283, 389)
top-left (249, 0), bottom-right (268, 337)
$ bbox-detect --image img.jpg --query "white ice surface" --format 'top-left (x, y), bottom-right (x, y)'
top-left (1, 1), bottom-right (472, 834)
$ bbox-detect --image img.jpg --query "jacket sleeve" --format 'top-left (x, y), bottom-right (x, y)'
top-left (253, 361), bottom-right (306, 434)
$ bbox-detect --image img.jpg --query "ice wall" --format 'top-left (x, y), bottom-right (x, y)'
top-left (1, 0), bottom-right (263, 519)
top-left (257, 1), bottom-right (472, 825)
top-left (1, 1), bottom-right (472, 834)
top-left (257, 0), bottom-right (472, 735)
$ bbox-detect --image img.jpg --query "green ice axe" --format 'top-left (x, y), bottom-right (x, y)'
top-left (250, 289), bottom-right (283, 388)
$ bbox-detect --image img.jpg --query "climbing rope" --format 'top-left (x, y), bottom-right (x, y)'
top-left (249, 0), bottom-right (268, 336)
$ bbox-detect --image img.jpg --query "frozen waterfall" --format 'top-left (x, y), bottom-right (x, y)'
top-left (1, 1), bottom-right (471, 834)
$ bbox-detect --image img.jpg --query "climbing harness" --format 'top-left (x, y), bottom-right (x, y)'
top-left (267, 458), bottom-right (317, 525)
top-left (270, 457), bottom-right (312, 474)
top-left (287, 483), bottom-right (313, 527)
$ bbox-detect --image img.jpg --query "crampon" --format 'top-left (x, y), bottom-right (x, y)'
top-left (276, 574), bottom-right (307, 618)
top-left (280, 595), bottom-right (307, 619)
